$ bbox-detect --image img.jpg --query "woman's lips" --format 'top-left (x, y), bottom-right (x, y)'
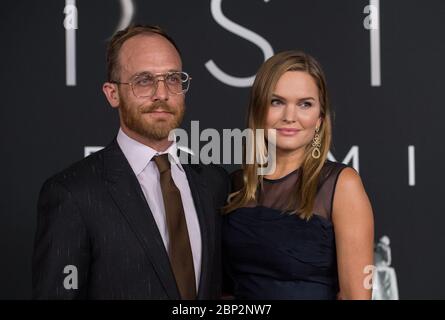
top-left (276, 128), bottom-right (301, 136)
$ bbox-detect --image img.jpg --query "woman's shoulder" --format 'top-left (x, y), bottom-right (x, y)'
top-left (322, 160), bottom-right (349, 171)
top-left (334, 165), bottom-right (363, 190)
top-left (319, 160), bottom-right (350, 184)
top-left (323, 161), bottom-right (363, 201)
top-left (317, 161), bottom-right (362, 220)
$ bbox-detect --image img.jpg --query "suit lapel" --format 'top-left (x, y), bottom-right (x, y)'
top-left (103, 140), bottom-right (180, 299)
top-left (182, 162), bottom-right (216, 299)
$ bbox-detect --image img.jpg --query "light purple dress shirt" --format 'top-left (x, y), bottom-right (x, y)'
top-left (117, 128), bottom-right (202, 289)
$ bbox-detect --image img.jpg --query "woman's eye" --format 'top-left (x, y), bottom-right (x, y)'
top-left (271, 99), bottom-right (283, 106)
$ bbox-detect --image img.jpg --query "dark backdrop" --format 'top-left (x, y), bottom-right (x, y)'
top-left (1, 0), bottom-right (444, 299)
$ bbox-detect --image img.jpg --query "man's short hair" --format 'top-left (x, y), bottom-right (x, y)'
top-left (106, 24), bottom-right (181, 82)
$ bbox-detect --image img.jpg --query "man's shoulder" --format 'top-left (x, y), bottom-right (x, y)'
top-left (194, 163), bottom-right (229, 182)
top-left (43, 144), bottom-right (112, 192)
top-left (200, 163), bottom-right (229, 181)
top-left (197, 164), bottom-right (230, 207)
top-left (183, 162), bottom-right (230, 192)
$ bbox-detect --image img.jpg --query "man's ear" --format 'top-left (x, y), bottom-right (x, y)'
top-left (102, 82), bottom-right (120, 108)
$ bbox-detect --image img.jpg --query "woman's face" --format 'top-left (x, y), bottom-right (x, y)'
top-left (265, 70), bottom-right (322, 155)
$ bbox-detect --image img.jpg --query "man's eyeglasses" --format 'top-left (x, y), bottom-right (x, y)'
top-left (111, 71), bottom-right (191, 98)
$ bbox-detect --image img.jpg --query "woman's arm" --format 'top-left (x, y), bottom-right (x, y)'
top-left (332, 167), bottom-right (374, 300)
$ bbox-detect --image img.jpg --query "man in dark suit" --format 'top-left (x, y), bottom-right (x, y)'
top-left (32, 25), bottom-right (229, 299)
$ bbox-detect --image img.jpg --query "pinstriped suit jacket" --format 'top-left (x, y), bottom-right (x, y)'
top-left (32, 139), bottom-right (229, 299)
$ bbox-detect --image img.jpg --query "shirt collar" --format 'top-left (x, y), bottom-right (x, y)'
top-left (116, 128), bottom-right (184, 176)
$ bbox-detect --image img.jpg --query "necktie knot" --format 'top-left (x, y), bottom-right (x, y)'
top-left (153, 154), bottom-right (171, 173)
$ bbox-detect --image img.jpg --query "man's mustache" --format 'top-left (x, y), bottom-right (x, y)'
top-left (140, 101), bottom-right (176, 114)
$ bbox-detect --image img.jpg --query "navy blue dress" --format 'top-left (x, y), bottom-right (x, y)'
top-left (222, 161), bottom-right (347, 300)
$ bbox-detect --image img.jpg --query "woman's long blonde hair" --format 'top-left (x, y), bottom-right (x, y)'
top-left (223, 50), bottom-right (332, 220)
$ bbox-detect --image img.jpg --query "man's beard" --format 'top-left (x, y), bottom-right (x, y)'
top-left (120, 98), bottom-right (185, 141)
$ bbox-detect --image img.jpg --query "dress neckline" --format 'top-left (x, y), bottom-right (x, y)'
top-left (263, 167), bottom-right (301, 183)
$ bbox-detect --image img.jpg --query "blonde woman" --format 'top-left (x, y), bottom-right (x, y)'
top-left (222, 51), bottom-right (374, 300)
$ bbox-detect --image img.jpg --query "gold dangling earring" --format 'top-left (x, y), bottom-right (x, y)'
top-left (311, 127), bottom-right (321, 159)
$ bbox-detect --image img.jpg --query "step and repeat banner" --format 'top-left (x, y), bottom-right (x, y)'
top-left (1, 0), bottom-right (444, 299)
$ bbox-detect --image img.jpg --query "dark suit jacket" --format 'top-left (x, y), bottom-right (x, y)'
top-left (32, 139), bottom-right (230, 299)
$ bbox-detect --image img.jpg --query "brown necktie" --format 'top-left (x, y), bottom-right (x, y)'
top-left (153, 154), bottom-right (196, 299)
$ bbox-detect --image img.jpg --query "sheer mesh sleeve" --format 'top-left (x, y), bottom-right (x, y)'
top-left (313, 161), bottom-right (348, 220)
top-left (229, 161), bottom-right (348, 221)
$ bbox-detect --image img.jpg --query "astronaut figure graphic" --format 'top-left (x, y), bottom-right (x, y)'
top-left (372, 235), bottom-right (399, 300)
